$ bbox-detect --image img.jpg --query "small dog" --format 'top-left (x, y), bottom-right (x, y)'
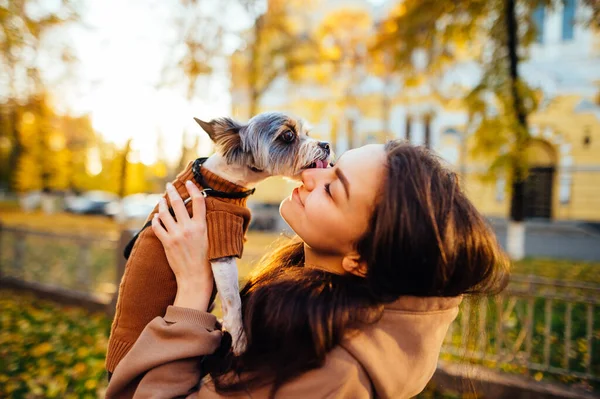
top-left (193, 112), bottom-right (332, 353)
top-left (107, 112), bottom-right (332, 370)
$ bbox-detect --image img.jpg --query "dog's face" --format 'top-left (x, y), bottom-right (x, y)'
top-left (195, 112), bottom-right (332, 179)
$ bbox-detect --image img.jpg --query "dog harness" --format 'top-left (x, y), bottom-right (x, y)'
top-left (123, 157), bottom-right (256, 259)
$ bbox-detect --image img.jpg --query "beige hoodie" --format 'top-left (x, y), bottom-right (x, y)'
top-left (105, 295), bottom-right (461, 399)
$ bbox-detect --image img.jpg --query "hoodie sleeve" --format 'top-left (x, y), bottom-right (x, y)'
top-left (105, 306), bottom-right (223, 399)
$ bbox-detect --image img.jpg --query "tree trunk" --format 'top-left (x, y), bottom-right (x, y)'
top-left (249, 89), bottom-right (259, 117)
top-left (118, 139), bottom-right (132, 199)
top-left (382, 74), bottom-right (391, 140)
top-left (506, 0), bottom-right (529, 260)
top-left (248, 15), bottom-right (263, 118)
top-left (2, 103), bottom-right (22, 191)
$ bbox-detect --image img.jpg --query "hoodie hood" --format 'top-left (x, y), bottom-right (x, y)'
top-left (341, 296), bottom-right (462, 399)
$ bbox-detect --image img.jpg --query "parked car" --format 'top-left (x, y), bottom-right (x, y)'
top-left (19, 191), bottom-right (42, 212)
top-left (248, 202), bottom-right (282, 231)
top-left (105, 193), bottom-right (161, 221)
top-left (64, 191), bottom-right (119, 215)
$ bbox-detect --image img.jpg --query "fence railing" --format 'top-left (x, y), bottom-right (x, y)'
top-left (0, 222), bottom-right (598, 385)
top-left (0, 223), bottom-right (133, 312)
top-left (441, 275), bottom-right (600, 385)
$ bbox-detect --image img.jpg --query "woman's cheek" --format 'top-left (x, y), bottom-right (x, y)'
top-left (306, 197), bottom-right (334, 224)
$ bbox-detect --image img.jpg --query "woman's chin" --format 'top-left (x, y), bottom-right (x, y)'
top-left (279, 199), bottom-right (300, 234)
top-left (279, 198), bottom-right (293, 224)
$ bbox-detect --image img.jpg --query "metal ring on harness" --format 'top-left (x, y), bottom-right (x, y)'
top-left (183, 188), bottom-right (212, 206)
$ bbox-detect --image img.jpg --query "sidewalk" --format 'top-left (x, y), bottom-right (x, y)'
top-left (488, 217), bottom-right (600, 236)
top-left (487, 218), bottom-right (600, 261)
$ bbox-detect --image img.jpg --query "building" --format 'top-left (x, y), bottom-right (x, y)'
top-left (232, 0), bottom-right (600, 222)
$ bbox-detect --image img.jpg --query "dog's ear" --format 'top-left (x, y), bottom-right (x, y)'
top-left (194, 117), bottom-right (245, 163)
top-left (194, 117), bottom-right (241, 141)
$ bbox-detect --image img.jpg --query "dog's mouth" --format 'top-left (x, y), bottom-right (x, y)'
top-left (303, 159), bottom-right (330, 169)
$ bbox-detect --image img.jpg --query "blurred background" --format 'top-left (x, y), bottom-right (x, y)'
top-left (1, 0), bottom-right (600, 397)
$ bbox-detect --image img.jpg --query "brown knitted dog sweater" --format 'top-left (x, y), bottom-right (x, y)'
top-left (106, 160), bottom-right (251, 372)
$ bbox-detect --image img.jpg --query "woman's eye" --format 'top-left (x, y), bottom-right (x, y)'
top-left (280, 130), bottom-right (295, 143)
top-left (324, 183), bottom-right (332, 197)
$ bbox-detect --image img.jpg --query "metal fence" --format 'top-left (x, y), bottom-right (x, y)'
top-left (442, 275), bottom-right (600, 384)
top-left (0, 223), bottom-right (132, 312)
top-left (0, 223), bottom-right (598, 385)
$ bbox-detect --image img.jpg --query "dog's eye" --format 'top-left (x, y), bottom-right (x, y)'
top-left (280, 130), bottom-right (295, 143)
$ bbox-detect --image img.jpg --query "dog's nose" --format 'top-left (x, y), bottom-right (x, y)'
top-left (318, 141), bottom-right (330, 154)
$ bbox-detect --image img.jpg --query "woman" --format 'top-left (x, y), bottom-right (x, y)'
top-left (106, 141), bottom-right (509, 398)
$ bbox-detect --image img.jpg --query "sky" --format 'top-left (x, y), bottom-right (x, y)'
top-left (59, 0), bottom-right (250, 165)
top-left (55, 0), bottom-right (387, 165)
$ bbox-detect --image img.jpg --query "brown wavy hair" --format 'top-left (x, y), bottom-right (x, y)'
top-left (204, 141), bottom-right (509, 396)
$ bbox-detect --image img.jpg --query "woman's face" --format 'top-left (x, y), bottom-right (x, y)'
top-left (280, 144), bottom-right (386, 256)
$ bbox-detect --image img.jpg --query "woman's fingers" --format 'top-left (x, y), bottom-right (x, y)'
top-left (166, 182), bottom-right (189, 224)
top-left (186, 180), bottom-right (207, 222)
top-left (157, 197), bottom-right (176, 232)
top-left (151, 214), bottom-right (169, 242)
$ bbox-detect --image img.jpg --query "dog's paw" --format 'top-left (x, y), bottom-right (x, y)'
top-left (231, 329), bottom-right (247, 355)
top-left (223, 314), bottom-right (247, 355)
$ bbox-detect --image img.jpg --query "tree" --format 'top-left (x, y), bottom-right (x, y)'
top-left (0, 0), bottom-right (80, 192)
top-left (58, 113), bottom-right (97, 193)
top-left (11, 94), bottom-right (98, 195)
top-left (374, 0), bottom-right (597, 259)
top-left (232, 0), bottom-right (320, 117)
top-left (13, 94), bottom-right (61, 193)
top-left (313, 7), bottom-right (373, 151)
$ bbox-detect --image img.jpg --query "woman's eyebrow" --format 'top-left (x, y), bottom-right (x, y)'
top-left (335, 168), bottom-right (350, 199)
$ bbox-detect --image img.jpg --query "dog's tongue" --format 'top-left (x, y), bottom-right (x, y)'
top-left (316, 160), bottom-right (327, 168)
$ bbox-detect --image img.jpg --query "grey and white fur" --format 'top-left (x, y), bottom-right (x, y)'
top-left (192, 111), bottom-right (332, 354)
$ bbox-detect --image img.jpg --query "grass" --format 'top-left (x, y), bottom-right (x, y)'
top-left (512, 257), bottom-right (600, 284)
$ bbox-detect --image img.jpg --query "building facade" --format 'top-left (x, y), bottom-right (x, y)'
top-left (232, 0), bottom-right (600, 222)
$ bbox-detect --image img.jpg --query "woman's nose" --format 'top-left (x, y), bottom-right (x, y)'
top-left (301, 167), bottom-right (331, 190)
top-left (301, 168), bottom-right (315, 190)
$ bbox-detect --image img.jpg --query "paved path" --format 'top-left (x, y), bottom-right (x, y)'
top-left (489, 219), bottom-right (600, 262)
top-left (256, 216), bottom-right (600, 262)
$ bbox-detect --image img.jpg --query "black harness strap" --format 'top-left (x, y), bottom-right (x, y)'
top-left (192, 157), bottom-right (255, 199)
top-left (123, 157), bottom-right (255, 259)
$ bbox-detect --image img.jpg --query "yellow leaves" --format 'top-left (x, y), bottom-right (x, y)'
top-left (534, 372), bottom-right (544, 381)
top-left (77, 347), bottom-right (90, 357)
top-left (45, 375), bottom-right (68, 397)
top-left (84, 379), bottom-right (98, 390)
top-left (31, 342), bottom-right (53, 357)
top-left (320, 46), bottom-right (342, 62)
top-left (0, 289), bottom-right (110, 397)
top-left (6, 381), bottom-right (21, 394)
top-left (72, 362), bottom-right (87, 376)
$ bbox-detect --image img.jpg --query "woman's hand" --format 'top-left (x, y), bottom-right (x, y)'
top-left (152, 180), bottom-right (214, 312)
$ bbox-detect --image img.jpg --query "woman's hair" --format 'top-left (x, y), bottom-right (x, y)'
top-left (205, 141), bottom-right (509, 396)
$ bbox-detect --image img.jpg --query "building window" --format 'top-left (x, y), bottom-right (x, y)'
top-left (405, 115), bottom-right (412, 143)
top-left (562, 0), bottom-right (576, 41)
top-left (532, 5), bottom-right (545, 44)
top-left (424, 114), bottom-right (432, 149)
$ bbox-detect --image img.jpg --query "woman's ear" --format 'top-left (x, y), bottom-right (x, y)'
top-left (341, 253), bottom-right (368, 278)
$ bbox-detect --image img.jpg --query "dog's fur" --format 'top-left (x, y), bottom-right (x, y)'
top-left (107, 112), bottom-right (332, 366)
top-left (196, 112), bottom-right (332, 353)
